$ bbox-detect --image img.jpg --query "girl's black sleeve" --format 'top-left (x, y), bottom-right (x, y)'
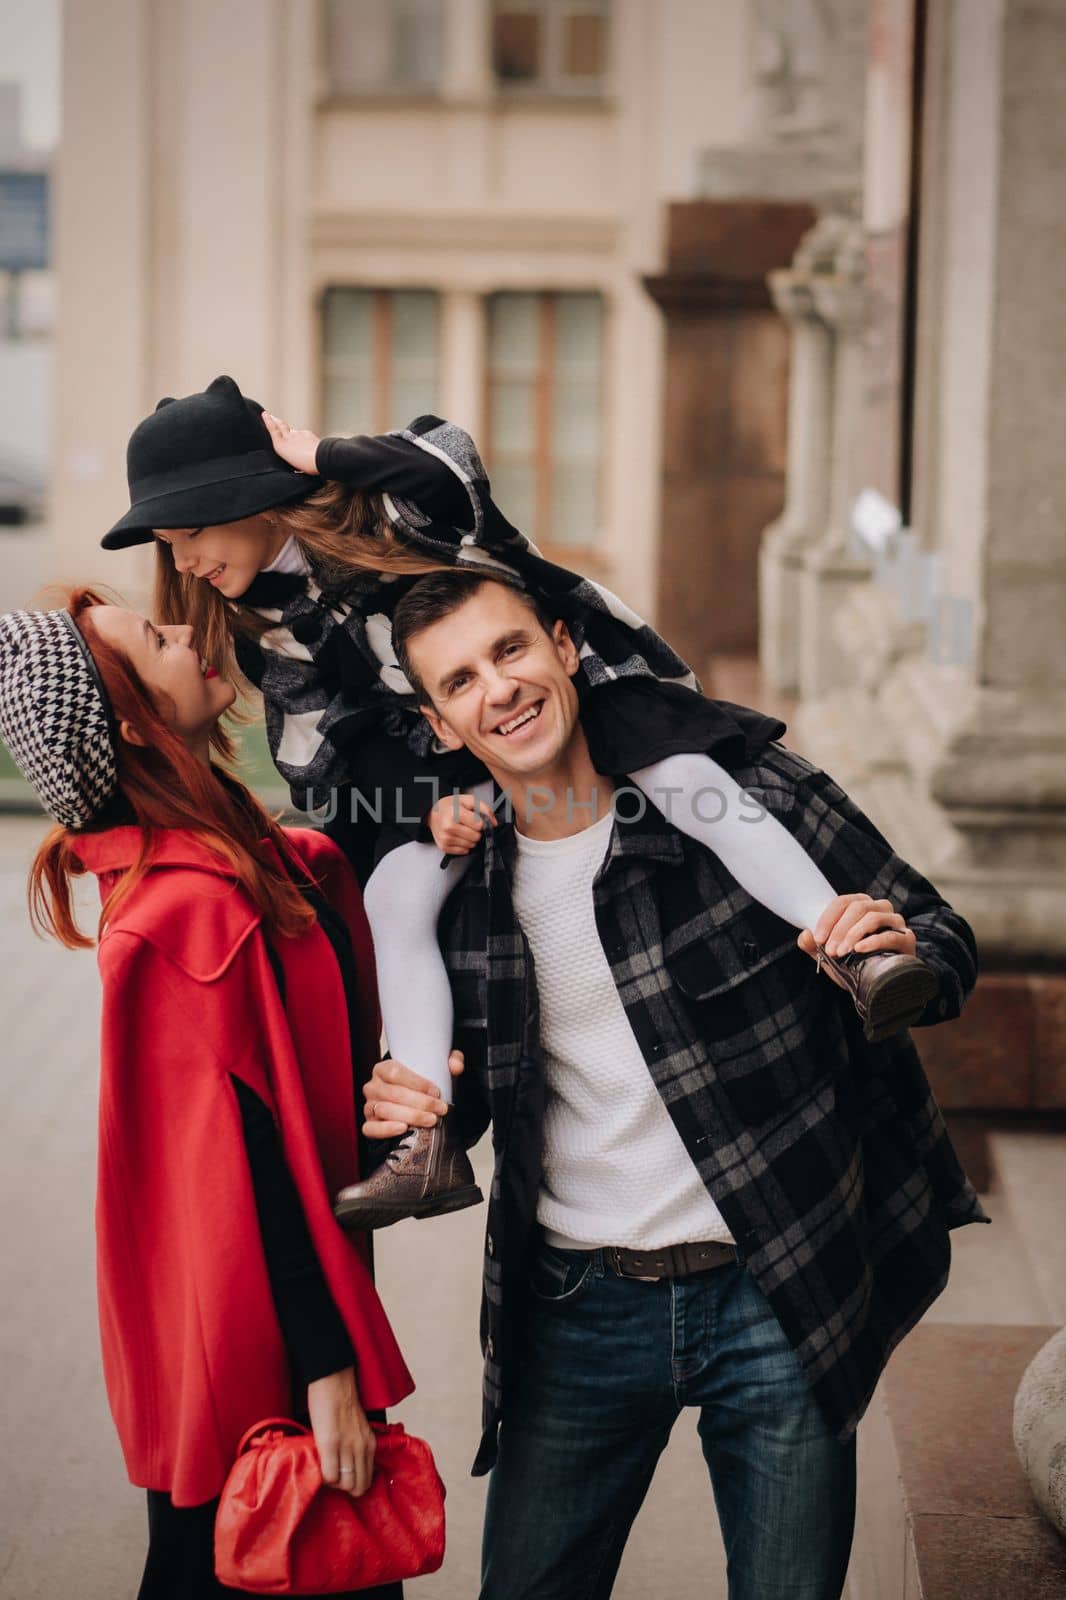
top-left (315, 426), bottom-right (474, 531)
top-left (232, 1074), bottom-right (356, 1386)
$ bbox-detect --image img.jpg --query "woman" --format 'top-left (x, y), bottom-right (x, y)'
top-left (0, 590), bottom-right (415, 1598)
top-left (101, 376), bottom-right (938, 1227)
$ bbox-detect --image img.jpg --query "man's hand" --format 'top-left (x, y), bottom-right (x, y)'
top-left (262, 411), bottom-right (321, 475)
top-left (428, 792), bottom-right (498, 856)
top-left (306, 1367), bottom-right (376, 1498)
top-left (797, 893), bottom-right (916, 989)
top-left (363, 1049), bottom-right (465, 1139)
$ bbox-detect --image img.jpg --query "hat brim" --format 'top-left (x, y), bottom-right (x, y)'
top-left (101, 469), bottom-right (319, 550)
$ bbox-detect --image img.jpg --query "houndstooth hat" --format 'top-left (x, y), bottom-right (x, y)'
top-left (0, 609), bottom-right (119, 829)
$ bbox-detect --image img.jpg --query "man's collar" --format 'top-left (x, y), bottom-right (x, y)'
top-left (604, 795), bottom-right (687, 865)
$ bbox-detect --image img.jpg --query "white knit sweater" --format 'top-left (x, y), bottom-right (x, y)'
top-left (511, 812), bottom-right (734, 1250)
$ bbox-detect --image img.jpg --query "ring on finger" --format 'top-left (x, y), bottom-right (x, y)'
top-left (339, 1466), bottom-right (355, 1475)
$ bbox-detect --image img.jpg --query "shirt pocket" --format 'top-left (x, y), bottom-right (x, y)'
top-left (664, 930), bottom-right (833, 1129)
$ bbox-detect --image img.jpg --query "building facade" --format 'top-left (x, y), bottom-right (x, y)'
top-left (54, 0), bottom-right (773, 621)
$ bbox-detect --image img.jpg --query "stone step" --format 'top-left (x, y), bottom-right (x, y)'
top-left (922, 1191), bottom-right (1051, 1328)
top-left (986, 1130), bottom-right (1066, 1326)
top-left (846, 1325), bottom-right (1066, 1600)
top-left (845, 1133), bottom-right (1066, 1597)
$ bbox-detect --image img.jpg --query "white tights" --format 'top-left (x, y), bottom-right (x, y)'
top-left (361, 758), bottom-right (836, 1100)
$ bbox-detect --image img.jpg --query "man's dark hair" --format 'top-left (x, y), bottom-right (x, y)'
top-left (393, 570), bottom-right (557, 698)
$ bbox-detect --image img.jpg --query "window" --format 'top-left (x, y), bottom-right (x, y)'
top-left (324, 0), bottom-right (444, 97)
top-left (492, 1), bottom-right (610, 95)
top-left (322, 289), bottom-right (440, 435)
top-left (485, 291), bottom-right (604, 548)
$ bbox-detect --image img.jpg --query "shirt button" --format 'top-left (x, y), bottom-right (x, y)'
top-left (487, 1234), bottom-right (494, 1257)
top-left (486, 1336), bottom-right (495, 1360)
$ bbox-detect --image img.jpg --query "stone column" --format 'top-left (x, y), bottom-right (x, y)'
top-left (758, 227), bottom-right (838, 693)
top-left (642, 200), bottom-right (815, 668)
top-left (53, 0), bottom-right (293, 603)
top-left (866, 0), bottom-right (1066, 965)
top-left (796, 229), bottom-right (871, 700)
top-left (150, 0), bottom-right (288, 403)
top-left (439, 289), bottom-right (485, 438)
top-left (53, 0), bottom-right (155, 600)
top-left (443, 0), bottom-right (492, 100)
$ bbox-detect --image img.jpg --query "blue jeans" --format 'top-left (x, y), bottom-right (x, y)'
top-left (481, 1244), bottom-right (856, 1600)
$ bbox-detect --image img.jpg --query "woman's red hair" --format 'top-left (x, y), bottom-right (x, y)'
top-left (29, 587), bottom-right (316, 948)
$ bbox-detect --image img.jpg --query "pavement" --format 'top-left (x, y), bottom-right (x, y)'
top-left (0, 816), bottom-right (725, 1600)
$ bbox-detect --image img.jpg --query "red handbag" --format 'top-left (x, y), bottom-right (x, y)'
top-left (214, 1418), bottom-right (446, 1594)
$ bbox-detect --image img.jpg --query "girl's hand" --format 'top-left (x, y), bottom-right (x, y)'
top-left (263, 411), bottom-right (321, 476)
top-left (428, 792), bottom-right (498, 855)
top-left (306, 1367), bottom-right (376, 1498)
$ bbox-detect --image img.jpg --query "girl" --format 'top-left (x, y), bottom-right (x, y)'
top-left (102, 376), bottom-right (937, 1227)
top-left (0, 589), bottom-right (414, 1597)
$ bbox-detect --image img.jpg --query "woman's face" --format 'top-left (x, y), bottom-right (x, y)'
top-left (86, 605), bottom-right (237, 750)
top-left (154, 515), bottom-right (285, 599)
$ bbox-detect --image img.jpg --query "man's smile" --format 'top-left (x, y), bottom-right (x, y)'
top-left (492, 701), bottom-right (545, 739)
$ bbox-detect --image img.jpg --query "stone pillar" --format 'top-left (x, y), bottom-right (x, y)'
top-left (791, 0), bottom-right (1066, 984)
top-left (53, 0), bottom-right (155, 601)
top-left (149, 0), bottom-right (289, 404)
top-left (697, 0), bottom-right (868, 216)
top-left (758, 224), bottom-right (838, 693)
top-left (277, 0), bottom-right (317, 425)
top-left (796, 228), bottom-right (871, 700)
top-left (442, 0), bottom-right (492, 100)
top-left (642, 200), bottom-right (815, 669)
top-left (439, 289), bottom-right (485, 438)
top-left (872, 0), bottom-right (1066, 964)
top-left (53, 0), bottom-right (296, 605)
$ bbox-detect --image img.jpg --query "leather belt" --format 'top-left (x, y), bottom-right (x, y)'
top-left (602, 1240), bottom-right (738, 1280)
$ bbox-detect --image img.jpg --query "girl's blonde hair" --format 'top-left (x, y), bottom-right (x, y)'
top-left (153, 479), bottom-right (451, 675)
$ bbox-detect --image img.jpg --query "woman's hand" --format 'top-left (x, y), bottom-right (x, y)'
top-left (263, 411), bottom-right (321, 476)
top-left (363, 1050), bottom-right (465, 1139)
top-left (428, 792), bottom-right (498, 855)
top-left (306, 1367), bottom-right (376, 1498)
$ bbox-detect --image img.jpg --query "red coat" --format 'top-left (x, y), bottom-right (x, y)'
top-left (71, 825), bottom-right (414, 1507)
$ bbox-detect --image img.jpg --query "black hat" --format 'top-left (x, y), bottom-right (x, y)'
top-left (102, 374), bottom-right (317, 550)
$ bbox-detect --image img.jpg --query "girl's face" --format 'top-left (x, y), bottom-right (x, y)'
top-left (154, 515), bottom-right (286, 599)
top-left (87, 605), bottom-right (237, 752)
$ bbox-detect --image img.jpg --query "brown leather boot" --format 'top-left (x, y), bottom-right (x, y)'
top-left (333, 1118), bottom-right (483, 1231)
top-left (815, 946), bottom-right (939, 1043)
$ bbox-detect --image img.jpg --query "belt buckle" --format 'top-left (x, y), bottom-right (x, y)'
top-left (614, 1248), bottom-right (661, 1282)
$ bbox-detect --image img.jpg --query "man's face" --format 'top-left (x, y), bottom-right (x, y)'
top-left (410, 583), bottom-right (583, 785)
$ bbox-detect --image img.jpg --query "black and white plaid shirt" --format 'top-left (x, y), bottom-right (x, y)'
top-left (440, 741), bottom-right (987, 1475)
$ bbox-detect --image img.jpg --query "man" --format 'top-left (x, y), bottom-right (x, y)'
top-left (360, 570), bottom-right (986, 1600)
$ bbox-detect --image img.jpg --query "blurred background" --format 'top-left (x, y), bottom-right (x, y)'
top-left (2, 2), bottom-right (1065, 1597)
